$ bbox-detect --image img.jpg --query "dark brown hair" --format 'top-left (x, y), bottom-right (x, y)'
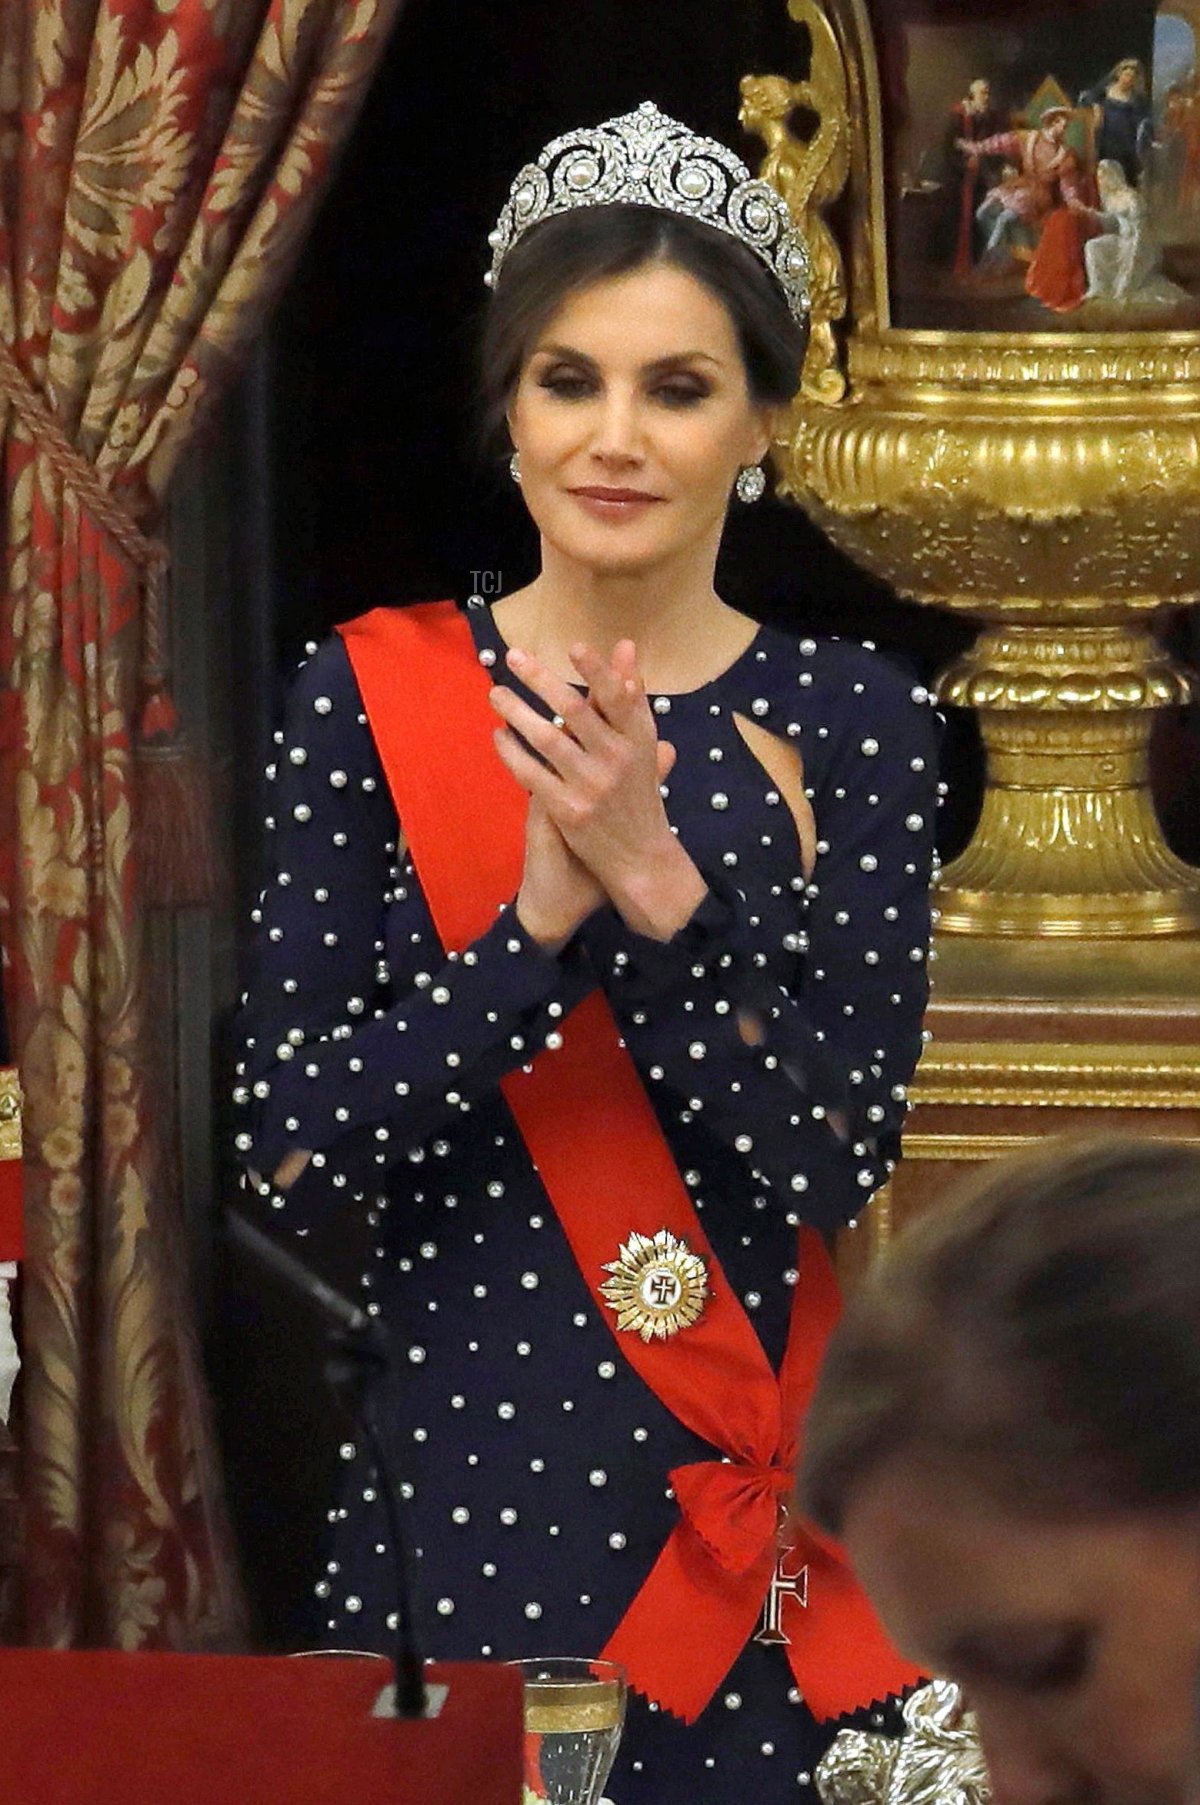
top-left (800, 1135), bottom-right (1200, 1535)
top-left (479, 204), bottom-right (810, 458)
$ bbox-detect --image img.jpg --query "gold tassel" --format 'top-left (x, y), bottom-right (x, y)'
top-left (0, 341), bottom-right (217, 910)
top-left (134, 736), bottom-right (218, 910)
top-left (133, 558), bottom-right (218, 911)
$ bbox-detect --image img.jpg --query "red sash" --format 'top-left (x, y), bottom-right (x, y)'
top-left (339, 602), bottom-right (921, 1723)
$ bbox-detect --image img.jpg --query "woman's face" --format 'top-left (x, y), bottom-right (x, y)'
top-left (1116, 65), bottom-right (1139, 96)
top-left (842, 1456), bottom-right (1200, 1805)
top-left (506, 261), bottom-right (774, 581)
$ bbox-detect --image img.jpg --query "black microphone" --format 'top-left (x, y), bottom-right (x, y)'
top-left (225, 1210), bottom-right (426, 1718)
top-left (225, 1210), bottom-right (385, 1348)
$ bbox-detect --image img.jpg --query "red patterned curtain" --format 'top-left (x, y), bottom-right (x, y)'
top-left (0, 0), bottom-right (403, 1646)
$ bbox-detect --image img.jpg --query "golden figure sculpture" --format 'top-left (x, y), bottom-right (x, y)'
top-left (740, 9), bottom-right (850, 404)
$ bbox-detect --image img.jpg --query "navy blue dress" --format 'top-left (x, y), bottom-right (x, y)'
top-left (234, 599), bottom-right (940, 1803)
top-left (1080, 87), bottom-right (1153, 186)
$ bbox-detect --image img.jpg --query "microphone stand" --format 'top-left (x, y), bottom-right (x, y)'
top-left (224, 1211), bottom-right (426, 1719)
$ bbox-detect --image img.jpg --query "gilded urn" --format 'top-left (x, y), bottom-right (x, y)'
top-left (744, 0), bottom-right (1200, 938)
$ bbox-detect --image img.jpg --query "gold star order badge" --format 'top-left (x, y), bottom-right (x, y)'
top-left (599, 1229), bottom-right (711, 1343)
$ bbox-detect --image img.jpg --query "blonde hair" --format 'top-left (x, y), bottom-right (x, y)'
top-left (1111, 58), bottom-right (1147, 90)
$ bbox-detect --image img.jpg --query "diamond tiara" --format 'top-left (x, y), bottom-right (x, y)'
top-left (485, 101), bottom-right (812, 325)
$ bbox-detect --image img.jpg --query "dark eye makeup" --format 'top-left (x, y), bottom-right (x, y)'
top-left (534, 364), bottom-right (712, 406)
top-left (538, 371), bottom-right (595, 399)
top-left (654, 379), bottom-right (711, 406)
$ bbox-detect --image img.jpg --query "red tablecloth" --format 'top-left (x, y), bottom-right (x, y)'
top-left (0, 1152), bottom-right (20, 1260)
top-left (0, 1649), bottom-right (522, 1804)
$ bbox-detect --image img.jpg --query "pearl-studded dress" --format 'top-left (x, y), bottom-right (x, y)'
top-left (234, 599), bottom-right (940, 1803)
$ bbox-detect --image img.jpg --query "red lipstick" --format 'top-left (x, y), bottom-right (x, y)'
top-left (568, 485), bottom-right (664, 520)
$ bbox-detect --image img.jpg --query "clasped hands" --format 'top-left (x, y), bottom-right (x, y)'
top-left (266, 642), bottom-right (703, 1194)
top-left (490, 640), bottom-right (708, 951)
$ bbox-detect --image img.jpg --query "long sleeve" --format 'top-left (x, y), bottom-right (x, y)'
top-left (232, 637), bottom-right (592, 1220)
top-left (1057, 153), bottom-right (1087, 209)
top-left (579, 647), bottom-right (940, 1225)
top-left (969, 130), bottom-right (1023, 162)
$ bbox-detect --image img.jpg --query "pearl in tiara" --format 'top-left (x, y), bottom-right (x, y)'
top-left (485, 101), bottom-right (812, 325)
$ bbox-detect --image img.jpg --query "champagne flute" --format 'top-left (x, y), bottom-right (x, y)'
top-left (510, 1657), bottom-right (627, 1805)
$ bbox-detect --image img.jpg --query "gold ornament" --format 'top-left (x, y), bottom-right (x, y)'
top-left (816, 1681), bottom-right (991, 1805)
top-left (740, 5), bottom-right (850, 406)
top-left (742, 0), bottom-right (1200, 940)
top-left (0, 1072), bottom-right (20, 1165)
top-left (600, 1230), bottom-right (711, 1343)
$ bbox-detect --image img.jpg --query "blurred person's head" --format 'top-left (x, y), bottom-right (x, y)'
top-left (800, 1136), bottom-right (1200, 1805)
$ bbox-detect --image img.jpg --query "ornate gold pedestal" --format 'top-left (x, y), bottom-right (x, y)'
top-left (937, 625), bottom-right (1195, 936)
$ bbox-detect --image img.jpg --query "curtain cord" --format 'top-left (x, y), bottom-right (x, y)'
top-left (0, 341), bottom-right (173, 695)
top-left (0, 341), bottom-right (214, 908)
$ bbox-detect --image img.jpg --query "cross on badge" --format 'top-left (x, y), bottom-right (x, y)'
top-left (755, 1547), bottom-right (809, 1646)
top-left (646, 1271), bottom-right (683, 1309)
top-left (599, 1230), bottom-right (710, 1342)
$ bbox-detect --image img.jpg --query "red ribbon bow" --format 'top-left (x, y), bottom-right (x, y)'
top-left (671, 1460), bottom-right (793, 1576)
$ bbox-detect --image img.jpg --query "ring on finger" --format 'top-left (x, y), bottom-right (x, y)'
top-left (552, 713), bottom-right (584, 747)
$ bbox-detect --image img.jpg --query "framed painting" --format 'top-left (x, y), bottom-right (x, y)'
top-left (873, 0), bottom-right (1200, 330)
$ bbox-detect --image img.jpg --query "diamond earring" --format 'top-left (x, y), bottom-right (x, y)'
top-left (736, 464), bottom-right (767, 504)
top-left (509, 451), bottom-right (522, 485)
